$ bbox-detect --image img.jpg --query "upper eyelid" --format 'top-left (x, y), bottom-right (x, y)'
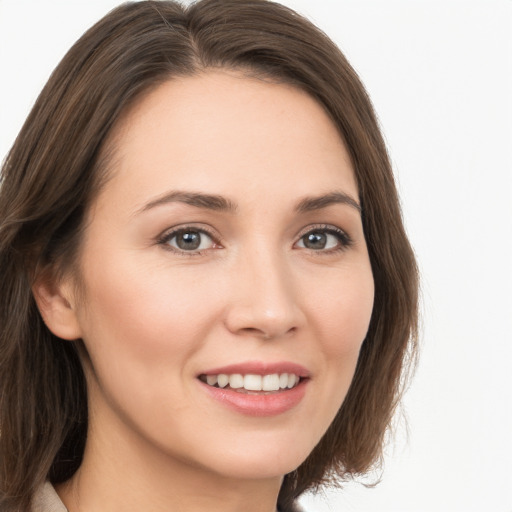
top-left (156, 222), bottom-right (352, 248)
top-left (156, 226), bottom-right (221, 256)
top-left (294, 224), bottom-right (353, 250)
top-left (295, 223), bottom-right (351, 239)
top-left (158, 224), bottom-right (221, 242)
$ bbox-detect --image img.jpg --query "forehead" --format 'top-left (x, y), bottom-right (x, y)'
top-left (97, 70), bottom-right (358, 213)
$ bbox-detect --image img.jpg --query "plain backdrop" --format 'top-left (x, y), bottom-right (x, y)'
top-left (1, 1), bottom-right (511, 511)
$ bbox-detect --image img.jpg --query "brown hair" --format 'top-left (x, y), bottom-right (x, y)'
top-left (0, 1), bottom-right (418, 510)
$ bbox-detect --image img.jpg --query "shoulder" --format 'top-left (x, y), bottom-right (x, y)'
top-left (31, 482), bottom-right (68, 512)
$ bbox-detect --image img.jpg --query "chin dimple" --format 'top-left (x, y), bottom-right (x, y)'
top-left (199, 373), bottom-right (300, 392)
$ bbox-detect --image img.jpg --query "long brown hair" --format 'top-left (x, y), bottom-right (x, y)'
top-left (0, 1), bottom-right (418, 510)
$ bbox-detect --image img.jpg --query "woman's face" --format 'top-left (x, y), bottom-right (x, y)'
top-left (70, 71), bottom-right (374, 481)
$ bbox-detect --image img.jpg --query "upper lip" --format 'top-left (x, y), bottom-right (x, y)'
top-left (199, 361), bottom-right (310, 378)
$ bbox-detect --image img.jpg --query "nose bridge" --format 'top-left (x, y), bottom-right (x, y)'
top-left (225, 240), bottom-right (303, 339)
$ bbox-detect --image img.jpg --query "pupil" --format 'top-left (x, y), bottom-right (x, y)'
top-left (177, 231), bottom-right (201, 250)
top-left (304, 232), bottom-right (326, 249)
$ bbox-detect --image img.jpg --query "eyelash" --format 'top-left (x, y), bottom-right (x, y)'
top-left (296, 224), bottom-right (353, 254)
top-left (157, 224), bottom-right (353, 256)
top-left (157, 226), bottom-right (220, 256)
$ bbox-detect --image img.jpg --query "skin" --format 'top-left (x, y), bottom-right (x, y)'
top-left (37, 70), bottom-right (374, 512)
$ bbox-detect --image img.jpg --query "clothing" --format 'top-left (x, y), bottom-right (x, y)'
top-left (31, 482), bottom-right (68, 512)
top-left (31, 482), bottom-right (304, 512)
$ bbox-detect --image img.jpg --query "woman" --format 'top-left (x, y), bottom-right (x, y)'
top-left (0, 1), bottom-right (418, 511)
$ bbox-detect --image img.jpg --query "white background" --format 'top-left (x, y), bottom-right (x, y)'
top-left (1, 1), bottom-right (511, 511)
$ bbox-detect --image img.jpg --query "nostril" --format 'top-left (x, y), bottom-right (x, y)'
top-left (239, 326), bottom-right (297, 340)
top-left (240, 327), bottom-right (271, 339)
top-left (224, 298), bottom-right (304, 340)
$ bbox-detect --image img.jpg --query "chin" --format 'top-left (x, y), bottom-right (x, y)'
top-left (193, 433), bottom-right (316, 481)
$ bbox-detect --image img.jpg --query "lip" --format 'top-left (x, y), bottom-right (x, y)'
top-left (197, 361), bottom-right (310, 417)
top-left (199, 361), bottom-right (310, 378)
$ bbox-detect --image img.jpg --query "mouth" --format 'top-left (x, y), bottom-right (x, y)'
top-left (197, 362), bottom-right (310, 416)
top-left (198, 372), bottom-right (302, 394)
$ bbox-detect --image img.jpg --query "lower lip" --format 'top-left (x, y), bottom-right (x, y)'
top-left (199, 380), bottom-right (308, 417)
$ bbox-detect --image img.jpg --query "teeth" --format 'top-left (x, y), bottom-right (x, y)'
top-left (244, 374), bottom-right (262, 391)
top-left (262, 374), bottom-right (280, 391)
top-left (206, 375), bottom-right (218, 386)
top-left (229, 374), bottom-right (244, 389)
top-left (217, 374), bottom-right (229, 388)
top-left (202, 372), bottom-right (301, 391)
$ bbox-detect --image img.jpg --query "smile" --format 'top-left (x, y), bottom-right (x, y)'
top-left (199, 373), bottom-right (301, 393)
top-left (197, 362), bottom-right (310, 416)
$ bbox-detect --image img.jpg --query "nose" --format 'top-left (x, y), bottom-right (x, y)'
top-left (224, 248), bottom-right (305, 340)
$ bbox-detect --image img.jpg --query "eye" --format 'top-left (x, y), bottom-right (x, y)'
top-left (295, 226), bottom-right (352, 252)
top-left (160, 228), bottom-right (217, 253)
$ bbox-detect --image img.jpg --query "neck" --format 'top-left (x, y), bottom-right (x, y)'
top-left (58, 469), bottom-right (282, 512)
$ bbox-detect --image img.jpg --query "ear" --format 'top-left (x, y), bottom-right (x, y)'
top-left (32, 273), bottom-right (83, 341)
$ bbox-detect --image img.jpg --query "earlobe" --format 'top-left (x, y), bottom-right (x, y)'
top-left (32, 276), bottom-right (83, 341)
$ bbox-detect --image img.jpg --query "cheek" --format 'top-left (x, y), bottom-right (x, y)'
top-left (304, 261), bottom-right (374, 412)
top-left (77, 254), bottom-right (225, 376)
top-left (308, 263), bottom-right (374, 354)
top-left (75, 255), bottom-right (230, 447)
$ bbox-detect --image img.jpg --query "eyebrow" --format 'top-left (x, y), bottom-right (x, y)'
top-left (137, 191), bottom-right (238, 214)
top-left (295, 191), bottom-right (361, 214)
top-left (137, 189), bottom-right (360, 215)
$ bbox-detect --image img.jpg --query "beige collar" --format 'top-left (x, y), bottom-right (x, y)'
top-left (31, 482), bottom-right (68, 512)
